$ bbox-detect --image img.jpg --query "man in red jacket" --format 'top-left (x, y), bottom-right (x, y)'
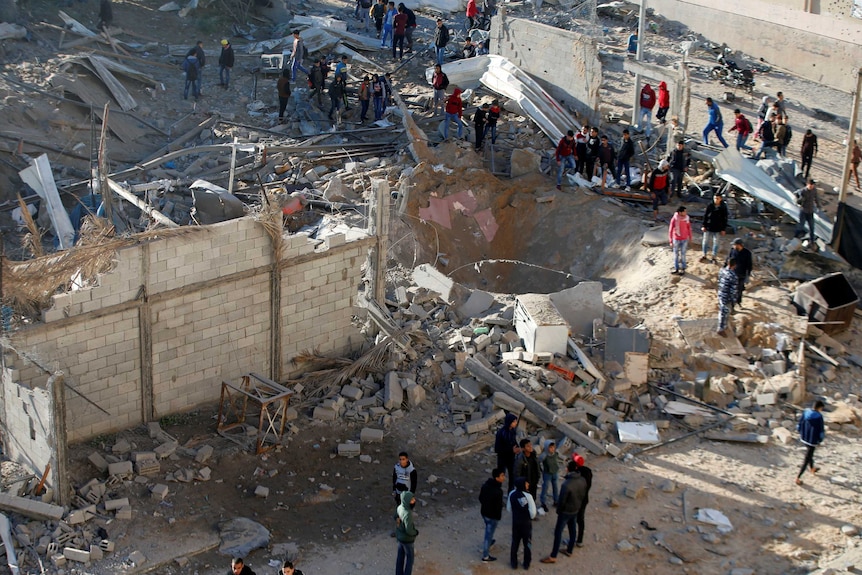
top-left (555, 130), bottom-right (577, 190)
top-left (443, 88), bottom-right (463, 140)
top-left (466, 0), bottom-right (479, 29)
top-left (637, 83), bottom-right (656, 139)
top-left (656, 81), bottom-right (670, 124)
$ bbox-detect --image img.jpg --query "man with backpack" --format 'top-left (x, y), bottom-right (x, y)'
top-left (182, 49), bottom-right (200, 100)
top-left (370, 0), bottom-right (386, 39)
top-left (728, 109), bottom-right (753, 152)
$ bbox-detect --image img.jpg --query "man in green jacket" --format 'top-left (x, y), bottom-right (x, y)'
top-left (395, 490), bottom-right (419, 575)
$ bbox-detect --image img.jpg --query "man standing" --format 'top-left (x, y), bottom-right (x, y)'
top-left (575, 125), bottom-right (589, 177)
top-left (728, 109), bottom-right (753, 151)
top-left (193, 40), bottom-right (206, 93)
top-left (667, 140), bottom-right (688, 198)
top-left (230, 557), bottom-right (256, 575)
top-left (538, 440), bottom-right (560, 513)
top-left (539, 460), bottom-right (587, 564)
top-left (218, 39), bottom-right (234, 89)
top-left (279, 561), bottom-right (303, 575)
top-left (370, 0), bottom-right (385, 39)
top-left (277, 69), bottom-right (291, 123)
top-left (394, 491), bottom-right (419, 575)
top-left (182, 49), bottom-right (200, 100)
top-left (716, 259), bottom-right (738, 337)
top-left (637, 83), bottom-right (656, 140)
top-left (507, 477), bottom-right (536, 571)
top-left (334, 55), bottom-right (350, 109)
top-left (597, 135), bottom-right (616, 184)
top-left (328, 75), bottom-right (345, 125)
top-left (433, 18), bottom-right (450, 66)
top-left (392, 451), bottom-right (418, 508)
top-left (615, 129), bottom-right (634, 190)
top-left (795, 400), bottom-right (825, 486)
top-left (442, 88), bottom-right (463, 140)
top-left (700, 193), bottom-right (728, 263)
top-left (288, 30), bottom-right (309, 82)
top-left (358, 75), bottom-right (371, 122)
top-left (656, 81), bottom-right (670, 124)
top-left (555, 130), bottom-right (577, 191)
top-left (572, 454), bottom-right (592, 548)
top-left (800, 129), bottom-right (818, 180)
top-left (473, 102), bottom-right (489, 150)
top-left (726, 238), bottom-right (753, 307)
top-left (795, 178), bottom-right (819, 247)
top-left (309, 59), bottom-right (325, 107)
top-left (372, 74), bottom-right (385, 120)
top-left (649, 159), bottom-right (670, 221)
top-left (466, 0), bottom-right (479, 29)
top-left (773, 117), bottom-right (787, 157)
top-left (702, 97), bottom-right (729, 148)
top-left (753, 116), bottom-right (776, 161)
top-left (431, 64), bottom-right (448, 115)
top-left (514, 439), bottom-right (539, 502)
top-left (483, 99), bottom-right (501, 145)
top-left (584, 126), bottom-right (600, 180)
top-left (381, 1), bottom-right (397, 49)
top-left (478, 468), bottom-right (505, 562)
top-left (495, 413), bottom-right (520, 491)
top-left (851, 140), bottom-right (861, 190)
top-left (668, 205), bottom-right (692, 276)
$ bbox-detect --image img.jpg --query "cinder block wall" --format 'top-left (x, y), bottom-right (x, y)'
top-left (4, 218), bottom-right (371, 443)
top-left (490, 15), bottom-right (602, 123)
top-left (0, 371), bottom-right (56, 489)
top-left (646, 0), bottom-right (861, 93)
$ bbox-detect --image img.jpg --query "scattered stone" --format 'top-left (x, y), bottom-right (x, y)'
top-left (88, 452), bottom-right (109, 473)
top-left (254, 486), bottom-right (270, 498)
top-left (841, 524), bottom-right (859, 536)
top-left (359, 454), bottom-right (373, 463)
top-left (658, 479), bottom-right (676, 493)
top-left (195, 445), bottom-right (214, 463)
top-left (150, 484), bottom-right (169, 500)
top-left (128, 550), bottom-right (147, 566)
top-left (218, 518), bottom-right (271, 557)
top-left (616, 539), bottom-right (635, 552)
top-left (359, 428), bottom-right (384, 443)
top-left (624, 485), bottom-right (645, 499)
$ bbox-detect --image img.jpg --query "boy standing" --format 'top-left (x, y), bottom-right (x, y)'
top-left (716, 259), bottom-right (738, 337)
top-left (394, 491), bottom-right (419, 575)
top-left (507, 477), bottom-right (536, 570)
top-left (392, 451), bottom-right (418, 507)
top-left (538, 440), bottom-right (560, 512)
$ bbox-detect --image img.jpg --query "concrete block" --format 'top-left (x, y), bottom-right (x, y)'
top-left (115, 506), bottom-right (132, 520)
top-left (88, 452), bottom-right (109, 473)
top-left (553, 380), bottom-right (577, 404)
top-left (254, 485), bottom-right (270, 498)
top-left (756, 393), bottom-right (776, 406)
top-left (128, 550), bottom-right (146, 566)
top-left (313, 406), bottom-right (338, 421)
top-left (104, 498), bottom-right (130, 511)
top-left (63, 547), bottom-right (91, 563)
top-left (111, 439), bottom-right (131, 455)
top-left (491, 392), bottom-right (525, 414)
top-left (337, 443), bottom-right (361, 457)
top-left (405, 384), bottom-right (426, 407)
top-left (51, 554), bottom-right (66, 567)
top-left (772, 427), bottom-right (793, 445)
top-left (458, 378), bottom-right (482, 400)
top-left (198, 467), bottom-right (212, 481)
top-left (150, 484), bottom-right (169, 500)
top-left (284, 406), bottom-right (298, 421)
top-left (131, 451), bottom-right (157, 463)
top-left (474, 333), bottom-right (491, 351)
top-left (107, 461), bottom-right (133, 478)
top-left (66, 509), bottom-right (88, 525)
top-left (89, 543), bottom-right (104, 561)
top-left (606, 443), bottom-right (622, 457)
top-left (194, 445), bottom-right (214, 463)
top-left (359, 428), bottom-right (384, 443)
top-left (384, 371), bottom-right (403, 410)
top-left (154, 441), bottom-right (178, 459)
top-left (99, 540), bottom-right (115, 553)
top-left (624, 485), bottom-right (646, 499)
top-left (341, 385), bottom-right (364, 401)
top-left (458, 290), bottom-right (494, 318)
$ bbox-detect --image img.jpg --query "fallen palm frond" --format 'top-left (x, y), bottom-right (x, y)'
top-left (255, 187), bottom-right (285, 263)
top-left (2, 226), bottom-right (209, 318)
top-left (17, 193), bottom-right (44, 258)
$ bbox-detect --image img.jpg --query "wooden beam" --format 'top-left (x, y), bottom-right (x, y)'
top-left (464, 357), bottom-right (606, 455)
top-left (105, 178), bottom-right (179, 227)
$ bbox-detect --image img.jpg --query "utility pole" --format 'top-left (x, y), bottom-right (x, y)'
top-left (833, 68), bottom-right (861, 253)
top-left (631, 0), bottom-right (647, 130)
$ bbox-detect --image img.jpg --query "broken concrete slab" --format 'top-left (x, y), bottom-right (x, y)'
top-left (458, 290), bottom-right (495, 318)
top-left (218, 517), bottom-right (270, 557)
top-left (412, 264), bottom-right (454, 302)
top-left (549, 281), bottom-right (604, 339)
top-left (605, 327), bottom-right (650, 365)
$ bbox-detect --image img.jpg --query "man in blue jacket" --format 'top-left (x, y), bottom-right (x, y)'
top-left (796, 400), bottom-right (825, 485)
top-left (702, 97), bottom-right (729, 148)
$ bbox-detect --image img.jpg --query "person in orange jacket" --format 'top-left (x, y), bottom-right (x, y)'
top-left (656, 81), bottom-right (670, 124)
top-left (443, 88), bottom-right (463, 140)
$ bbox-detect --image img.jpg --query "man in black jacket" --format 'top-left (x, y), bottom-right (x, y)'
top-left (193, 41), bottom-right (206, 93)
top-left (473, 103), bottom-right (489, 151)
top-left (507, 477), bottom-right (536, 570)
top-left (726, 238), bottom-right (753, 307)
top-left (615, 129), bottom-right (635, 190)
top-left (494, 413), bottom-right (519, 491)
top-left (218, 39), bottom-right (234, 89)
top-left (667, 140), bottom-right (689, 198)
top-left (584, 127), bottom-right (600, 180)
top-left (572, 453), bottom-right (592, 547)
top-left (478, 468), bottom-right (506, 562)
top-left (230, 557), bottom-right (256, 575)
top-left (514, 439), bottom-right (540, 501)
top-left (540, 460), bottom-right (587, 563)
top-left (700, 193), bottom-right (728, 263)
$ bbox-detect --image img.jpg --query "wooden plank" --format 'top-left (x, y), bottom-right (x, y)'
top-left (703, 431), bottom-right (769, 444)
top-left (567, 338), bottom-right (607, 390)
top-left (49, 75), bottom-right (143, 142)
top-left (106, 178), bottom-right (179, 227)
top-left (805, 342), bottom-right (839, 366)
top-left (465, 357), bottom-right (606, 455)
top-left (85, 54), bottom-right (137, 111)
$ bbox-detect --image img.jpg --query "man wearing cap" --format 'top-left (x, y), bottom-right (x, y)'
top-left (725, 238), bottom-right (753, 307)
top-left (701, 193), bottom-right (728, 264)
top-left (648, 159), bottom-right (670, 221)
top-left (794, 179), bottom-right (819, 248)
top-left (571, 453), bottom-right (592, 548)
top-left (288, 30), bottom-right (309, 82)
top-left (218, 39), bottom-right (234, 89)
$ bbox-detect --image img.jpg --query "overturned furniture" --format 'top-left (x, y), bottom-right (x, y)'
top-left (793, 272), bottom-right (858, 335)
top-left (217, 373), bottom-right (293, 454)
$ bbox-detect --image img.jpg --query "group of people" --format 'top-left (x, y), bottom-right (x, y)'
top-left (181, 39), bottom-right (234, 100)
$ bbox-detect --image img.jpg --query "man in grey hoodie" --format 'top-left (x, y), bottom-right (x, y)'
top-left (395, 490), bottom-right (418, 575)
top-left (540, 460), bottom-right (587, 563)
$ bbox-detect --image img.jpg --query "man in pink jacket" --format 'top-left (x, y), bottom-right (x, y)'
top-left (668, 205), bottom-right (692, 275)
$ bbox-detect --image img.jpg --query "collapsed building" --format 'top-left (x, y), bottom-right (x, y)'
top-left (0, 0), bottom-right (861, 572)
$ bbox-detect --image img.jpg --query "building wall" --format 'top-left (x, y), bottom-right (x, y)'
top-left (490, 14), bottom-right (602, 122)
top-left (3, 217), bottom-right (372, 443)
top-left (0, 370), bottom-right (57, 490)
top-left (647, 0), bottom-right (862, 93)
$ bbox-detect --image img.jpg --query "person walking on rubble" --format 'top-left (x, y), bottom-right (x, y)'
top-left (473, 102), bottom-right (489, 150)
top-left (277, 69), bottom-right (291, 123)
top-left (702, 97), bottom-right (729, 148)
top-left (372, 74), bottom-right (385, 121)
top-left (393, 451), bottom-right (418, 508)
top-left (309, 59), bottom-right (325, 107)
top-left (794, 178), bottom-right (819, 248)
top-left (182, 49), bottom-right (200, 100)
top-left (478, 467), bottom-right (506, 562)
top-left (539, 459), bottom-right (587, 564)
top-left (218, 39), bottom-right (234, 89)
top-left (507, 477), bottom-right (537, 570)
top-left (800, 129), bottom-right (818, 180)
top-left (668, 205), bottom-right (692, 276)
top-left (399, 3), bottom-right (417, 52)
top-left (597, 134), bottom-right (616, 184)
top-left (442, 88), bottom-right (464, 140)
top-left (328, 75), bottom-right (346, 126)
top-left (716, 258), bottom-right (738, 337)
top-left (615, 129), bottom-right (635, 190)
top-left (575, 125), bottom-right (589, 177)
top-left (795, 400), bottom-right (825, 486)
top-left (514, 439), bottom-right (540, 502)
top-left (538, 439), bottom-right (561, 513)
top-left (850, 140), bottom-right (862, 191)
top-left (649, 159), bottom-right (670, 221)
top-left (394, 490), bottom-right (419, 575)
top-left (725, 237), bottom-right (752, 307)
top-left (728, 109), bottom-right (753, 152)
top-left (370, 0), bottom-right (385, 39)
top-left (656, 81), bottom-right (670, 124)
top-left (288, 30), bottom-right (309, 82)
top-left (584, 126), bottom-right (600, 180)
top-left (555, 129), bottom-right (577, 191)
top-left (700, 192), bottom-right (728, 263)
top-left (667, 140), bottom-right (689, 198)
top-left (636, 83), bottom-right (656, 140)
top-left (359, 75), bottom-right (371, 122)
top-left (392, 4), bottom-right (408, 60)
top-left (97, 0), bottom-right (113, 31)
top-left (483, 99), bottom-right (501, 145)
top-left (431, 64), bottom-right (449, 115)
top-left (495, 413), bottom-right (520, 491)
top-left (381, 1), bottom-right (397, 49)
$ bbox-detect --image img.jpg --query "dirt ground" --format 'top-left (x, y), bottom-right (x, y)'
top-left (1, 0), bottom-right (861, 573)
